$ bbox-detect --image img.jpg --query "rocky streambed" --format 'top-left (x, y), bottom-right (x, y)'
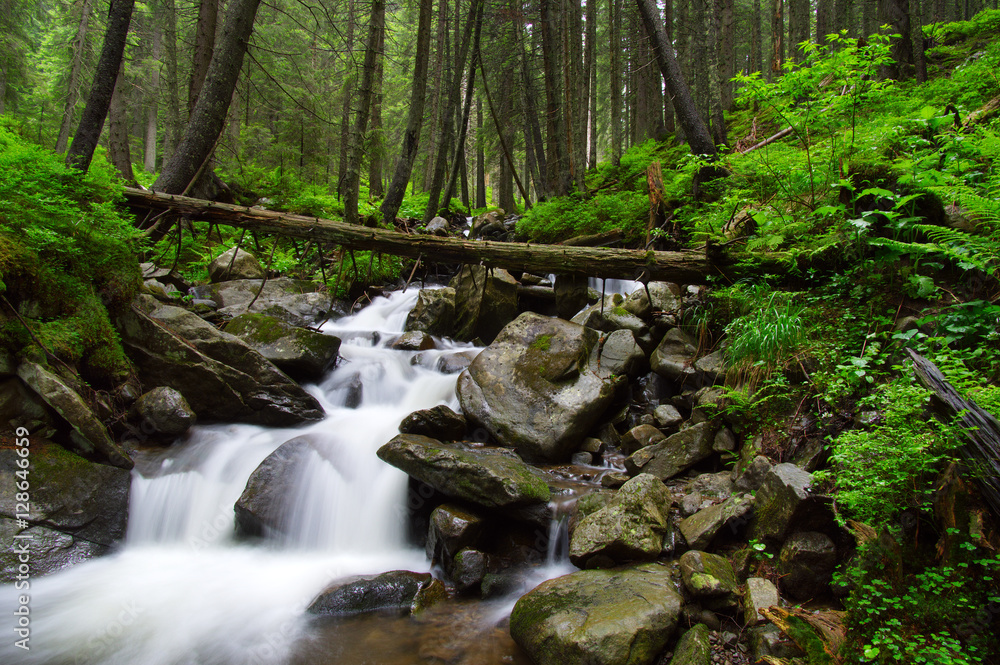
top-left (1, 247), bottom-right (847, 665)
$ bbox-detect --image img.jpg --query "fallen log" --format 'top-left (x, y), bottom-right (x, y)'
top-left (907, 348), bottom-right (1000, 520)
top-left (122, 187), bottom-right (713, 283)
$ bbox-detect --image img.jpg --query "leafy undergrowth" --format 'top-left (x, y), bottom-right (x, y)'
top-left (0, 121), bottom-right (142, 388)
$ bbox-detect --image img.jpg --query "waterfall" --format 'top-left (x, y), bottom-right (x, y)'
top-left (0, 289), bottom-right (479, 665)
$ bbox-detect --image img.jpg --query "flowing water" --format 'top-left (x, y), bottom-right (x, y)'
top-left (1, 289), bottom-right (574, 665)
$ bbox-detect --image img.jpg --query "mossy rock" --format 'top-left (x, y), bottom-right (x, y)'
top-left (225, 312), bottom-right (341, 382)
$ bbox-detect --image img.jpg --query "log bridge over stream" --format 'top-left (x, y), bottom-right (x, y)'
top-left (123, 187), bottom-right (723, 284)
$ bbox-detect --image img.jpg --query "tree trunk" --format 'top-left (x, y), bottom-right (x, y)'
top-left (55, 0), bottom-right (94, 154)
top-left (816, 0), bottom-right (832, 43)
top-left (380, 0), bottom-right (433, 223)
top-left (770, 0), bottom-right (783, 79)
top-left (107, 61), bottom-right (136, 184)
top-left (635, 0), bottom-right (717, 157)
top-left (862, 0), bottom-right (876, 36)
top-left (834, 0), bottom-right (854, 36)
top-left (475, 101), bottom-right (486, 208)
top-left (610, 0), bottom-right (623, 162)
top-left (788, 0), bottom-right (809, 58)
top-left (337, 0), bottom-right (356, 197)
top-left (368, 20), bottom-right (385, 198)
top-left (879, 0), bottom-right (914, 80)
top-left (188, 0), bottom-right (218, 115)
top-left (144, 14), bottom-right (162, 173)
top-left (343, 0), bottom-right (386, 225)
top-left (585, 0), bottom-right (598, 168)
top-left (123, 186), bottom-right (714, 283)
top-left (911, 0), bottom-right (927, 82)
top-left (422, 0), bottom-right (478, 223)
top-left (751, 0), bottom-right (763, 74)
top-left (422, 0), bottom-right (448, 191)
top-left (541, 0), bottom-right (572, 194)
top-left (161, 0), bottom-right (182, 161)
top-left (717, 0), bottom-right (734, 111)
top-left (153, 0), bottom-right (262, 194)
top-left (66, 0), bottom-right (136, 173)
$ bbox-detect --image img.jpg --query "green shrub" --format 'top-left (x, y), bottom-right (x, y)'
top-left (0, 121), bottom-right (141, 386)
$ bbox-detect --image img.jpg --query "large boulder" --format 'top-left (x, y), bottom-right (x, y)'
top-left (569, 474), bottom-right (672, 569)
top-left (510, 564), bottom-right (683, 665)
top-left (449, 265), bottom-right (518, 343)
top-left (625, 422), bottom-right (717, 481)
top-left (668, 624), bottom-right (712, 665)
top-left (457, 312), bottom-right (620, 462)
top-left (678, 494), bottom-right (755, 551)
top-left (234, 435), bottom-right (332, 538)
top-left (398, 405), bottom-right (466, 441)
top-left (679, 550), bottom-right (740, 612)
top-left (650, 328), bottom-right (699, 381)
top-left (224, 312), bottom-right (341, 382)
top-left (307, 570), bottom-right (440, 616)
top-left (748, 463), bottom-right (833, 546)
top-left (426, 503), bottom-right (485, 569)
top-left (208, 247), bottom-right (266, 282)
top-left (744, 577), bottom-right (780, 626)
top-left (117, 300), bottom-right (324, 427)
top-left (404, 287), bottom-right (456, 337)
top-left (132, 386), bottom-right (197, 437)
top-left (196, 277), bottom-right (339, 327)
top-left (778, 531), bottom-right (837, 600)
top-left (16, 361), bottom-right (132, 468)
top-left (596, 329), bottom-right (646, 379)
top-left (376, 434), bottom-right (550, 509)
top-left (0, 441), bottom-right (129, 580)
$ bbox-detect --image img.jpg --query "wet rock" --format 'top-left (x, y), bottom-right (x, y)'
top-left (744, 577), bottom-right (779, 626)
top-left (449, 265), bottom-right (518, 344)
top-left (679, 550), bottom-right (739, 612)
top-left (678, 495), bottom-right (755, 552)
top-left (571, 451), bottom-right (594, 465)
top-left (668, 623), bottom-right (712, 665)
top-left (436, 350), bottom-right (478, 375)
top-left (399, 405), bottom-right (467, 441)
top-left (712, 428), bottom-right (737, 453)
top-left (392, 330), bottom-right (436, 351)
top-left (457, 312), bottom-right (620, 462)
top-left (680, 492), bottom-right (703, 517)
top-left (748, 463), bottom-right (832, 547)
top-left (117, 301), bottom-right (325, 427)
top-left (426, 503), bottom-right (485, 568)
top-left (778, 531), bottom-right (837, 600)
top-left (569, 474), bottom-right (672, 568)
top-left (570, 293), bottom-right (624, 331)
top-left (424, 216), bottom-right (450, 236)
top-left (208, 247), bottom-right (265, 282)
top-left (749, 625), bottom-right (805, 662)
top-left (405, 287), bottom-right (456, 337)
top-left (621, 424), bottom-right (667, 455)
top-left (510, 564), bottom-right (683, 665)
top-left (601, 472), bottom-right (630, 489)
top-left (686, 471), bottom-right (735, 499)
top-left (0, 441), bottom-right (130, 580)
top-left (650, 328), bottom-right (698, 381)
top-left (734, 455), bottom-right (772, 493)
top-left (693, 349), bottom-right (727, 383)
top-left (377, 434), bottom-right (550, 509)
top-left (234, 435), bottom-right (330, 538)
top-left (132, 386), bottom-right (197, 437)
top-left (470, 210), bottom-right (504, 238)
top-left (307, 570), bottom-right (436, 616)
top-left (16, 361), bottom-right (132, 468)
top-left (225, 312), bottom-right (341, 382)
top-left (646, 282), bottom-right (683, 313)
top-left (654, 404), bottom-right (684, 429)
top-left (452, 549), bottom-right (487, 594)
top-left (198, 277), bottom-right (339, 327)
top-left (625, 421), bottom-right (717, 481)
top-left (596, 329), bottom-right (646, 378)
top-left (553, 274), bottom-right (591, 320)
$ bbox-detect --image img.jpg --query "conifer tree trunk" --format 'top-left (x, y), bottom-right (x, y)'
top-left (770, 0), bottom-right (783, 80)
top-left (816, 0), bottom-right (832, 42)
top-left (911, 0), bottom-right (927, 82)
top-left (368, 22), bottom-right (385, 198)
top-left (585, 0), bottom-right (598, 168)
top-left (66, 0), bottom-right (136, 173)
top-left (343, 0), bottom-right (385, 225)
top-left (751, 0), bottom-right (763, 74)
top-left (788, 0), bottom-right (809, 58)
top-left (153, 0), bottom-right (262, 194)
top-left (609, 0), bottom-right (622, 163)
top-left (635, 0), bottom-right (717, 157)
top-left (55, 0), bottom-right (94, 154)
top-left (144, 16), bottom-right (162, 172)
top-left (475, 101), bottom-right (486, 208)
top-left (878, 0), bottom-right (914, 79)
top-left (380, 0), bottom-right (433, 223)
top-left (337, 0), bottom-right (356, 197)
top-left (188, 0), bottom-right (217, 114)
top-left (161, 0), bottom-right (182, 160)
top-left (107, 61), bottom-right (135, 184)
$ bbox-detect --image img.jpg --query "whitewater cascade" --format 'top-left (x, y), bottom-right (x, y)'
top-left (0, 289), bottom-right (495, 665)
